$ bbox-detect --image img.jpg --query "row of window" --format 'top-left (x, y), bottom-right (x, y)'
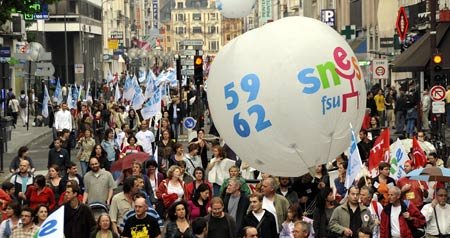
top-left (175, 13), bottom-right (218, 22)
top-left (175, 26), bottom-right (219, 34)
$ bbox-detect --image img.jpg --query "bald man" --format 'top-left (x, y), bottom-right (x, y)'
top-left (10, 159), bottom-right (34, 203)
top-left (380, 186), bottom-right (426, 238)
top-left (122, 197), bottom-right (161, 238)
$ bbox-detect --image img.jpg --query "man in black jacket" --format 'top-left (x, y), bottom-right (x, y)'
top-left (64, 182), bottom-right (96, 238)
top-left (224, 177), bottom-right (250, 235)
top-left (242, 193), bottom-right (278, 238)
top-left (206, 197), bottom-right (237, 238)
top-left (48, 138), bottom-right (70, 177)
top-left (395, 89), bottom-right (408, 134)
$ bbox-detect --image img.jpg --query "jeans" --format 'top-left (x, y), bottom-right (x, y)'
top-left (446, 104), bottom-right (450, 126)
top-left (395, 112), bottom-right (405, 133)
top-left (171, 118), bottom-right (179, 141)
top-left (80, 161), bottom-right (89, 176)
top-left (406, 119), bottom-right (416, 137)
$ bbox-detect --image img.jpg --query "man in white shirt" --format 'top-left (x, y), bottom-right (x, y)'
top-left (135, 120), bottom-right (155, 156)
top-left (19, 90), bottom-right (28, 127)
top-left (421, 187), bottom-right (450, 237)
top-left (422, 89), bottom-right (431, 130)
top-left (54, 103), bottom-right (73, 134)
top-left (260, 177), bottom-right (290, 233)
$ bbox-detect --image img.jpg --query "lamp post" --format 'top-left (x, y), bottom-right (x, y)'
top-left (26, 42), bottom-right (44, 131)
top-left (127, 48), bottom-right (149, 78)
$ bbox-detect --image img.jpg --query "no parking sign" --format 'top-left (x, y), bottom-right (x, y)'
top-left (373, 59), bottom-right (388, 80)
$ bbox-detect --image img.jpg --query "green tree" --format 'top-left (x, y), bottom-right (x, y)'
top-left (0, 0), bottom-right (60, 25)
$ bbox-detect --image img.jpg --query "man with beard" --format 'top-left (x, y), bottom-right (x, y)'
top-left (206, 197), bottom-right (237, 238)
top-left (83, 157), bottom-right (115, 205)
top-left (223, 177), bottom-right (250, 235)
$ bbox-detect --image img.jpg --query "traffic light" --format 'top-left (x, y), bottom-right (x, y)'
top-left (194, 55), bottom-right (203, 85)
top-left (432, 53), bottom-right (446, 84)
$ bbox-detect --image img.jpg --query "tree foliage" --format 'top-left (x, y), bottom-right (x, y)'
top-left (0, 0), bottom-right (60, 26)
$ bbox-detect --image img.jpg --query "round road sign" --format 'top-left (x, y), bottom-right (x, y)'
top-left (375, 66), bottom-right (385, 76)
top-left (430, 85), bottom-right (446, 101)
top-left (183, 117), bottom-right (197, 130)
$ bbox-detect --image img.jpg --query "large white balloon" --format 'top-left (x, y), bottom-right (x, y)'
top-left (207, 17), bottom-right (366, 176)
top-left (216, 0), bottom-right (256, 18)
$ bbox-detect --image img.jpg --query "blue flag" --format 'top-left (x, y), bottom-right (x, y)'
top-left (145, 70), bottom-right (157, 100)
top-left (53, 78), bottom-right (63, 104)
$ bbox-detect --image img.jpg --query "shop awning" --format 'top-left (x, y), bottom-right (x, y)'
top-left (391, 22), bottom-right (450, 72)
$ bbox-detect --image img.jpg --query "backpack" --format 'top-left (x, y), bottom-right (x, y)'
top-left (19, 96), bottom-right (26, 108)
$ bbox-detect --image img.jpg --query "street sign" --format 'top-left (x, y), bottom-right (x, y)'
top-left (183, 117), bottom-right (197, 130)
top-left (12, 53), bottom-right (30, 61)
top-left (180, 50), bottom-right (203, 56)
top-left (35, 62), bottom-right (55, 77)
top-left (108, 39), bottom-right (119, 50)
top-left (430, 85), bottom-right (446, 101)
top-left (372, 59), bottom-right (389, 80)
top-left (38, 52), bottom-right (52, 61)
top-left (432, 101), bottom-right (445, 113)
top-left (340, 25), bottom-right (356, 40)
top-left (180, 40), bottom-right (203, 46)
top-left (181, 69), bottom-right (194, 75)
top-left (396, 7), bottom-right (409, 41)
top-left (321, 9), bottom-right (335, 27)
top-left (181, 59), bottom-right (194, 66)
top-left (0, 47), bottom-right (11, 58)
top-left (74, 64), bottom-right (84, 74)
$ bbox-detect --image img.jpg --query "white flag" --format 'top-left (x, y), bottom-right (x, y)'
top-left (66, 86), bottom-right (73, 109)
top-left (114, 84), bottom-right (121, 102)
top-left (345, 125), bottom-right (363, 189)
top-left (35, 205), bottom-right (64, 238)
top-left (123, 74), bottom-right (135, 101)
top-left (389, 138), bottom-right (409, 180)
top-left (42, 85), bottom-right (50, 118)
top-left (141, 87), bottom-right (161, 120)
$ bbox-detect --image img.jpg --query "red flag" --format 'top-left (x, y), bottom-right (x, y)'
top-left (412, 137), bottom-right (427, 168)
top-left (368, 128), bottom-right (390, 177)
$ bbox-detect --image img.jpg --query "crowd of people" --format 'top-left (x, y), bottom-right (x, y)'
top-left (1, 81), bottom-right (450, 238)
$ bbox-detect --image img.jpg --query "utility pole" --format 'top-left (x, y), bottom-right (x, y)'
top-left (64, 0), bottom-right (69, 85)
top-left (430, 0), bottom-right (437, 86)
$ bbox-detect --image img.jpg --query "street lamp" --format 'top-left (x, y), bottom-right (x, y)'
top-left (26, 42), bottom-right (44, 131)
top-left (127, 47), bottom-right (149, 77)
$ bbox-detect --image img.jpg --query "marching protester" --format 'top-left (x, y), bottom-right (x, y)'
top-left (380, 186), bottom-right (426, 238)
top-left (6, 67), bottom-right (450, 238)
top-left (421, 187), bottom-right (450, 237)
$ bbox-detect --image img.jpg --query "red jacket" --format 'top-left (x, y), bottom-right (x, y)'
top-left (157, 178), bottom-right (185, 208)
top-left (184, 180), bottom-right (212, 201)
top-left (380, 201), bottom-right (426, 238)
top-left (25, 186), bottom-right (56, 211)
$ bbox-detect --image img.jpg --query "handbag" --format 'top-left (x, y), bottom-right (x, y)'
top-left (434, 207), bottom-right (450, 238)
top-left (404, 200), bottom-right (425, 238)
